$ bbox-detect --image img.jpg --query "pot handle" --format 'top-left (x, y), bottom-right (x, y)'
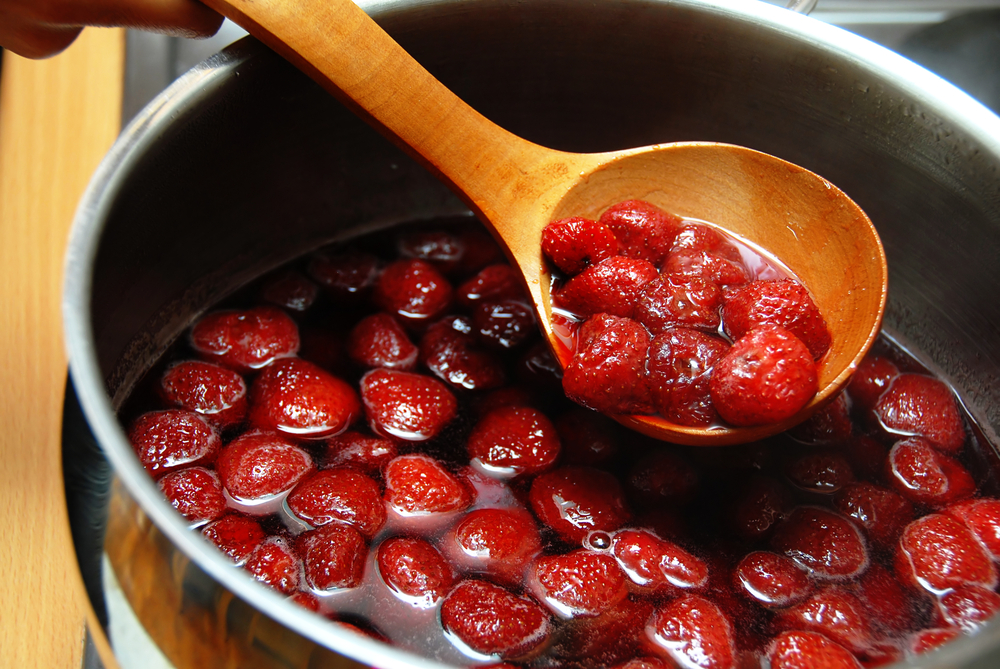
top-left (786, 0), bottom-right (818, 14)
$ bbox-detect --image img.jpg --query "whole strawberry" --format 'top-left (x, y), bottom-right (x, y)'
top-left (722, 279), bottom-right (831, 359)
top-left (249, 357), bottom-right (361, 439)
top-left (541, 216), bottom-right (620, 275)
top-left (189, 306), bottom-right (300, 372)
top-left (441, 580), bottom-right (551, 659)
top-left (555, 256), bottom-right (658, 318)
top-left (598, 199), bottom-right (681, 264)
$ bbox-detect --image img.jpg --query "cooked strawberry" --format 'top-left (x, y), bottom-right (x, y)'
top-left (945, 497), bottom-right (1000, 559)
top-left (626, 449), bottom-right (701, 508)
top-left (201, 513), bottom-right (266, 565)
top-left (729, 475), bottom-right (794, 541)
top-left (554, 407), bottom-right (620, 466)
top-left (442, 506), bottom-right (542, 587)
top-left (287, 591), bottom-right (321, 612)
top-left (260, 270), bottom-right (318, 312)
top-left (775, 586), bottom-right (873, 654)
top-left (158, 466), bottom-right (227, 526)
top-left (874, 374), bottom-right (966, 453)
top-left (127, 409), bottom-right (221, 478)
top-left (885, 437), bottom-right (975, 508)
top-left (833, 481), bottom-right (914, 545)
top-left (710, 325), bottom-right (818, 427)
top-left (645, 328), bottom-right (730, 427)
top-left (440, 579), bottom-right (551, 659)
top-left (467, 405), bottom-right (561, 478)
top-left (360, 369), bottom-right (457, 441)
top-left (768, 631), bottom-right (863, 669)
top-left (722, 279), bottom-right (831, 359)
top-left (770, 506), bottom-right (869, 580)
top-left (472, 298), bottom-right (536, 349)
top-left (662, 248), bottom-right (750, 287)
top-left (529, 466), bottom-right (631, 545)
top-left (249, 357), bottom-right (360, 439)
top-left (517, 339), bottom-right (565, 392)
top-left (935, 584), bottom-right (1000, 632)
top-left (189, 306), bottom-right (300, 372)
top-left (373, 258), bottom-right (453, 323)
top-left (555, 255), bottom-right (658, 318)
top-left (788, 392), bottom-right (852, 446)
top-left (562, 314), bottom-right (651, 414)
top-left (244, 536), bottom-right (302, 595)
top-left (634, 274), bottom-right (723, 334)
top-left (609, 658), bottom-right (669, 669)
top-left (669, 223), bottom-right (737, 255)
top-left (908, 627), bottom-right (959, 655)
top-left (541, 216), bottom-right (620, 275)
top-left (158, 360), bottom-right (248, 429)
top-left (851, 561), bottom-right (917, 635)
top-left (842, 434), bottom-right (889, 482)
top-left (323, 430), bottom-right (397, 475)
top-left (396, 228), bottom-right (464, 273)
top-left (896, 513), bottom-right (997, 594)
top-left (530, 550), bottom-right (628, 618)
top-left (419, 315), bottom-right (506, 391)
top-left (848, 353), bottom-right (899, 412)
top-left (734, 551), bottom-right (812, 609)
top-left (383, 454), bottom-right (473, 515)
top-left (286, 468), bottom-right (386, 537)
top-left (554, 595), bottom-right (655, 665)
top-left (346, 312), bottom-right (419, 371)
top-left (456, 263), bottom-right (525, 308)
top-left (455, 228), bottom-right (504, 275)
top-left (785, 451), bottom-right (854, 495)
top-left (215, 431), bottom-right (315, 504)
top-left (612, 528), bottom-right (708, 590)
top-left (598, 199), bottom-right (682, 264)
top-left (307, 249), bottom-right (381, 303)
top-left (648, 594), bottom-right (736, 669)
top-left (297, 522), bottom-right (367, 591)
top-left (376, 535), bottom-right (455, 607)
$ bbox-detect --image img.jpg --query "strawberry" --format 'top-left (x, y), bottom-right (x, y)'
top-left (610, 659), bottom-right (668, 669)
top-left (770, 506), bottom-right (869, 580)
top-left (419, 315), bottom-right (506, 391)
top-left (553, 596), bottom-right (655, 666)
top-left (442, 506), bottom-right (542, 587)
top-left (373, 258), bottom-right (453, 324)
top-left (455, 228), bottom-right (504, 275)
top-left (722, 279), bottom-right (831, 359)
top-left (189, 306), bottom-right (300, 372)
top-left (555, 256), bottom-right (658, 318)
top-left (633, 274), bottom-right (723, 334)
top-left (729, 475), bottom-right (794, 542)
top-left (788, 392), bottom-right (852, 446)
top-left (908, 628), bottom-right (959, 655)
top-left (249, 357), bottom-right (360, 439)
top-left (383, 454), bottom-right (473, 515)
top-left (669, 223), bottom-right (744, 259)
top-left (396, 228), bottom-right (464, 273)
top-left (307, 249), bottom-right (381, 304)
top-left (467, 405), bottom-right (561, 478)
top-left (935, 584), bottom-right (1000, 632)
top-left (598, 199), bottom-right (682, 264)
top-left (215, 430), bottom-right (315, 504)
top-left (554, 407), bottom-right (620, 467)
top-left (626, 449), bottom-right (701, 508)
top-left (322, 430), bottom-right (397, 475)
top-left (833, 482), bottom-right (914, 545)
top-left (612, 528), bottom-right (708, 590)
top-left (709, 325), bottom-right (818, 427)
top-left (360, 369), bottom-right (457, 441)
top-left (945, 497), bottom-right (1000, 559)
top-left (472, 298), bottom-right (536, 349)
top-left (541, 216), bottom-right (620, 275)
top-left (734, 551), bottom-right (812, 609)
top-left (896, 513), bottom-right (997, 594)
top-left (848, 353), bottom-right (899, 413)
top-left (885, 437), bottom-right (975, 508)
top-left (851, 561), bottom-right (917, 636)
top-left (874, 374), bottom-right (966, 453)
top-left (775, 586), bottom-right (873, 654)
top-left (648, 594), bottom-right (736, 669)
top-left (286, 468), bottom-right (386, 537)
top-left (158, 466), bottom-right (226, 526)
top-left (456, 263), bottom-right (525, 308)
top-left (562, 314), bottom-right (651, 414)
top-left (260, 270), bottom-right (318, 312)
top-left (287, 591), bottom-right (321, 612)
top-left (244, 536), bottom-right (302, 595)
top-left (376, 536), bottom-right (455, 607)
top-left (529, 466), bottom-right (632, 545)
top-left (785, 451), bottom-right (854, 495)
top-left (346, 312), bottom-right (419, 371)
top-left (127, 409), bottom-right (221, 478)
top-left (158, 360), bottom-right (248, 429)
top-left (530, 550), bottom-right (628, 618)
top-left (297, 522), bottom-right (367, 591)
top-left (440, 579), bottom-right (551, 659)
top-left (201, 513), bottom-right (266, 564)
top-left (768, 631), bottom-right (863, 669)
top-left (645, 328), bottom-right (730, 427)
top-left (661, 249), bottom-right (750, 287)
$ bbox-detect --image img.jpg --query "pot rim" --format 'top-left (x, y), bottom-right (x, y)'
top-left (62, 1), bottom-right (1000, 667)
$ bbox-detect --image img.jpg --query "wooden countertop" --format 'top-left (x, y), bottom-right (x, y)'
top-left (0, 29), bottom-right (125, 669)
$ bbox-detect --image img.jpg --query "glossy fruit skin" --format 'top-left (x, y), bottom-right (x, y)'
top-left (555, 256), bottom-right (659, 318)
top-left (774, 587), bottom-right (872, 653)
top-left (644, 328), bottom-right (729, 427)
top-left (158, 360), bottom-right (248, 429)
top-left (530, 466), bottom-right (632, 545)
top-left (874, 374), bottom-right (966, 453)
top-left (541, 216), bottom-right (620, 275)
top-left (376, 536), bottom-right (454, 607)
top-left (885, 437), bottom-right (975, 508)
top-left (286, 468), bottom-right (387, 537)
top-left (612, 528), bottom-right (708, 591)
top-left (307, 250), bottom-right (381, 303)
top-left (419, 315), bottom-right (506, 390)
top-left (245, 536), bottom-right (302, 595)
top-left (383, 454), bottom-right (473, 516)
top-left (734, 551), bottom-right (812, 609)
top-left (360, 369), bottom-right (457, 441)
top-left (346, 312), bottom-right (419, 371)
top-left (896, 513), bottom-right (997, 595)
top-left (298, 522), bottom-right (367, 592)
top-left (323, 430), bottom-right (397, 475)
top-left (562, 314), bottom-right (651, 415)
top-left (598, 199), bottom-right (682, 265)
top-left (722, 278), bottom-right (831, 360)
top-left (472, 298), bottom-right (536, 350)
top-left (848, 353), bottom-right (899, 412)
top-left (633, 274), bottom-right (723, 335)
top-left (373, 258), bottom-right (453, 323)
top-left (440, 579), bottom-right (551, 660)
top-left (189, 306), bottom-right (300, 372)
top-left (249, 357), bottom-right (361, 439)
top-left (128, 409), bottom-right (221, 478)
top-left (467, 405), bottom-right (561, 478)
top-left (531, 550), bottom-right (629, 618)
top-left (201, 513), bottom-right (266, 565)
top-left (770, 506), bottom-right (869, 581)
top-left (456, 264), bottom-right (524, 308)
top-left (935, 584), bottom-right (1000, 632)
top-left (215, 431), bottom-right (315, 503)
top-left (833, 481), bottom-right (914, 545)
top-left (661, 248), bottom-right (750, 287)
top-left (945, 497), bottom-right (1000, 560)
top-left (158, 466), bottom-right (227, 525)
top-left (443, 506), bottom-right (542, 587)
top-left (648, 594), bottom-right (736, 669)
top-left (768, 631), bottom-right (863, 669)
top-left (260, 270), bottom-right (318, 312)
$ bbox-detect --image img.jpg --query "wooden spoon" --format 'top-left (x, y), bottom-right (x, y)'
top-left (203, 0), bottom-right (888, 446)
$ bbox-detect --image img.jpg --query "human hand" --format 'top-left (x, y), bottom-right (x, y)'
top-left (1, 0), bottom-right (223, 59)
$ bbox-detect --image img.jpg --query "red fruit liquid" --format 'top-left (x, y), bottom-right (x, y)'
top-left (122, 218), bottom-right (1000, 667)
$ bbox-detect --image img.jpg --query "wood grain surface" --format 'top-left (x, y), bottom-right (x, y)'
top-left (0, 28), bottom-right (125, 669)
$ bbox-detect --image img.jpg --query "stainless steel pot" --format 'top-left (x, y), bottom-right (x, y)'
top-left (63, 0), bottom-right (1000, 667)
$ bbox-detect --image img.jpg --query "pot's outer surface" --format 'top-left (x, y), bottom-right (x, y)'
top-left (64, 0), bottom-right (1000, 667)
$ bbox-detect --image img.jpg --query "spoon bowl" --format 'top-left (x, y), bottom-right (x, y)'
top-left (204, 0), bottom-right (887, 445)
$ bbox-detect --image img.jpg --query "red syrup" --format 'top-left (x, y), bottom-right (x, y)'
top-left (120, 217), bottom-right (1000, 668)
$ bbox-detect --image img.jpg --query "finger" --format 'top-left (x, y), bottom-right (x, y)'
top-left (29, 0), bottom-right (224, 39)
top-left (0, 14), bottom-right (81, 59)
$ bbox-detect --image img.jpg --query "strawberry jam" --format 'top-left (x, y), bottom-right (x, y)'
top-left (121, 217), bottom-right (1000, 667)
